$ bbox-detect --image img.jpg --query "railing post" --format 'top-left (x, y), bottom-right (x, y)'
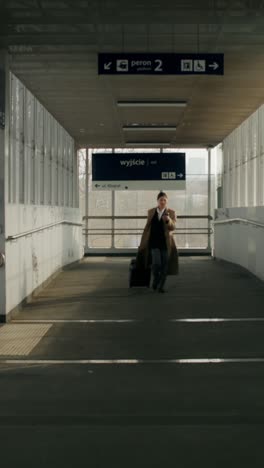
top-left (85, 147), bottom-right (89, 252)
top-left (111, 191), bottom-right (115, 248)
top-left (111, 148), bottom-right (115, 249)
top-left (207, 147), bottom-right (212, 251)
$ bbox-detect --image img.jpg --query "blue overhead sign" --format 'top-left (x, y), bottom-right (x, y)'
top-left (92, 152), bottom-right (186, 191)
top-left (98, 53), bottom-right (224, 76)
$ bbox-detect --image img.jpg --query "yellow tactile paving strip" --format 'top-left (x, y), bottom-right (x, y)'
top-left (0, 324), bottom-right (52, 356)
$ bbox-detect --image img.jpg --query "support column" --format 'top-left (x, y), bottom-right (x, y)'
top-left (0, 50), bottom-right (8, 321)
top-left (207, 146), bottom-right (212, 252)
top-left (84, 147), bottom-right (89, 252)
top-left (111, 148), bottom-right (115, 249)
top-left (111, 190), bottom-right (115, 249)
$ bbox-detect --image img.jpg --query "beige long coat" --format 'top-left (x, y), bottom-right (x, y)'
top-left (137, 207), bottom-right (179, 275)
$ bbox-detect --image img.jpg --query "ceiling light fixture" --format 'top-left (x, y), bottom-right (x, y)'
top-left (123, 125), bottom-right (177, 132)
top-left (125, 142), bottom-right (171, 147)
top-left (117, 101), bottom-right (187, 108)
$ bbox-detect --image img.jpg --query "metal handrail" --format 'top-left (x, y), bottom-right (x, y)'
top-left (83, 215), bottom-right (213, 220)
top-left (83, 232), bottom-right (212, 236)
top-left (83, 228), bottom-right (211, 231)
top-left (6, 220), bottom-right (83, 241)
top-left (214, 218), bottom-right (264, 229)
top-left (82, 214), bottom-right (213, 237)
top-left (82, 227), bottom-right (213, 236)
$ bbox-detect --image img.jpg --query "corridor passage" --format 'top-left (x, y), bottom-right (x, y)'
top-left (1, 257), bottom-right (264, 467)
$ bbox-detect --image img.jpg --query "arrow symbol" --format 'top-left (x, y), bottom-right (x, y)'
top-left (104, 62), bottom-right (112, 70)
top-left (177, 173), bottom-right (184, 178)
top-left (209, 62), bottom-right (219, 70)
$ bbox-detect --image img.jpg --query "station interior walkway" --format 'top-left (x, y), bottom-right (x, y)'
top-left (2, 2), bottom-right (264, 466)
top-left (1, 256), bottom-right (264, 467)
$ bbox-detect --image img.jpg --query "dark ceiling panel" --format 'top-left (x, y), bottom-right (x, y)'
top-left (2, 0), bottom-right (264, 147)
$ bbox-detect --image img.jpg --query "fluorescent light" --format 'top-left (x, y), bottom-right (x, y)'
top-left (123, 125), bottom-right (177, 132)
top-left (117, 101), bottom-right (187, 108)
top-left (125, 142), bottom-right (171, 147)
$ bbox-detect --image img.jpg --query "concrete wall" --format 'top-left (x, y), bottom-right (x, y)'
top-left (214, 103), bottom-right (264, 281)
top-left (1, 71), bottom-right (82, 321)
top-left (222, 105), bottom-right (264, 209)
top-left (214, 207), bottom-right (264, 281)
top-left (0, 52), bottom-right (8, 321)
top-left (5, 205), bottom-right (82, 315)
top-left (0, 118), bottom-right (6, 318)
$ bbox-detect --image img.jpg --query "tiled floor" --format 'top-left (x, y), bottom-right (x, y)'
top-left (1, 256), bottom-right (264, 467)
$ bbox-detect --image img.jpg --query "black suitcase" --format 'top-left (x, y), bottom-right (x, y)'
top-left (129, 259), bottom-right (151, 288)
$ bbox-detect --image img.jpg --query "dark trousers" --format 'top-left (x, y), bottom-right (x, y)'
top-left (151, 248), bottom-right (169, 289)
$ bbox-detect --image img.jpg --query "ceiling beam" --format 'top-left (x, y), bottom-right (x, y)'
top-left (3, 34), bottom-right (264, 47)
top-left (0, 17), bottom-right (261, 26)
top-left (2, 35), bottom-right (97, 45)
top-left (0, 7), bottom-right (260, 26)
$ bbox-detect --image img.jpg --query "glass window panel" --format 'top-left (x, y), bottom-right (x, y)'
top-left (88, 190), bottom-right (112, 216)
top-left (114, 218), bottom-right (144, 249)
top-left (78, 149), bottom-right (86, 217)
top-left (174, 218), bottom-right (209, 249)
top-left (87, 219), bottom-right (112, 249)
top-left (81, 147), bottom-right (213, 251)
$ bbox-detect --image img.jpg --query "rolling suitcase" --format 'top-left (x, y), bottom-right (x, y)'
top-left (129, 259), bottom-right (151, 288)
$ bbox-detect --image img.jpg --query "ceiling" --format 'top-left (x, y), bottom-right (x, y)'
top-left (2, 0), bottom-right (264, 148)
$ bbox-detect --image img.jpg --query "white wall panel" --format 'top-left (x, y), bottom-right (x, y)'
top-left (65, 134), bottom-right (69, 207)
top-left (4, 72), bottom-right (82, 319)
top-left (214, 207), bottom-right (264, 281)
top-left (260, 106), bottom-right (264, 154)
top-left (57, 125), bottom-right (63, 206)
top-left (50, 116), bottom-right (57, 206)
top-left (259, 153), bottom-right (264, 206)
top-left (216, 104), bottom-right (264, 280)
top-left (44, 111), bottom-right (51, 205)
top-left (8, 73), bottom-right (77, 210)
top-left (5, 205), bottom-right (82, 315)
top-left (9, 75), bottom-right (17, 203)
top-left (222, 103), bottom-right (264, 209)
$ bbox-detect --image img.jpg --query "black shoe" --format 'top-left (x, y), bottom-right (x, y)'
top-left (152, 283), bottom-right (158, 291)
top-left (158, 288), bottom-right (167, 293)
